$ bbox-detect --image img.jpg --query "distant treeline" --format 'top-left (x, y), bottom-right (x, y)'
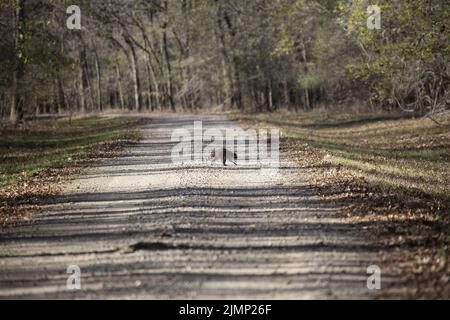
top-left (0, 0), bottom-right (448, 122)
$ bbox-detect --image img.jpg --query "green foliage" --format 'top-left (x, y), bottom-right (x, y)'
top-left (340, 0), bottom-right (449, 112)
top-left (298, 74), bottom-right (321, 89)
top-left (0, 0), bottom-right (448, 118)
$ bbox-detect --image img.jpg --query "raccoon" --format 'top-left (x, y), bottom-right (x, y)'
top-left (210, 148), bottom-right (237, 166)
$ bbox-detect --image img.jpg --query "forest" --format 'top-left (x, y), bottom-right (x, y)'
top-left (0, 0), bottom-right (449, 300)
top-left (0, 0), bottom-right (448, 121)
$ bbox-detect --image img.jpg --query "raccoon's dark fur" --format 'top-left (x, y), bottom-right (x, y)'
top-left (210, 148), bottom-right (237, 166)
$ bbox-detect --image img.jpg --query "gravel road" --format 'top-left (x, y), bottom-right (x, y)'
top-left (0, 115), bottom-right (412, 299)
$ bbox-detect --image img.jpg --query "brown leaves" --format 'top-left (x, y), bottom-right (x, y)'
top-left (0, 133), bottom-right (139, 228)
top-left (0, 168), bottom-right (62, 227)
top-left (280, 130), bottom-right (450, 298)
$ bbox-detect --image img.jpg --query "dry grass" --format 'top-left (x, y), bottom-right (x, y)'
top-left (232, 111), bottom-right (450, 205)
top-left (0, 116), bottom-right (142, 188)
top-left (0, 116), bottom-right (143, 225)
top-left (231, 111), bottom-right (450, 298)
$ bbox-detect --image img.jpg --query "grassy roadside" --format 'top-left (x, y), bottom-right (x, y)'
top-left (0, 116), bottom-right (143, 225)
top-left (0, 117), bottom-right (142, 188)
top-left (232, 112), bottom-right (449, 207)
top-left (231, 111), bottom-right (449, 298)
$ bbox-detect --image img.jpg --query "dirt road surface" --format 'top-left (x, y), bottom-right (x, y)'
top-left (0, 115), bottom-right (413, 299)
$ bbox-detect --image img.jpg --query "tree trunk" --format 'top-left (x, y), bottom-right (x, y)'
top-left (266, 78), bottom-right (273, 112)
top-left (147, 56), bottom-right (160, 110)
top-left (301, 41), bottom-right (311, 110)
top-left (78, 50), bottom-right (86, 113)
top-left (10, 0), bottom-right (25, 123)
top-left (215, 23), bottom-right (233, 109)
top-left (125, 37), bottom-right (142, 111)
top-left (283, 78), bottom-right (290, 108)
top-left (115, 64), bottom-right (125, 110)
top-left (79, 42), bottom-right (94, 112)
top-left (93, 49), bottom-right (103, 112)
top-left (162, 21), bottom-right (175, 112)
top-left (133, 17), bottom-right (163, 110)
top-left (9, 68), bottom-right (18, 122)
top-left (232, 58), bottom-right (243, 110)
top-left (144, 55), bottom-right (154, 111)
top-left (56, 72), bottom-right (66, 114)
